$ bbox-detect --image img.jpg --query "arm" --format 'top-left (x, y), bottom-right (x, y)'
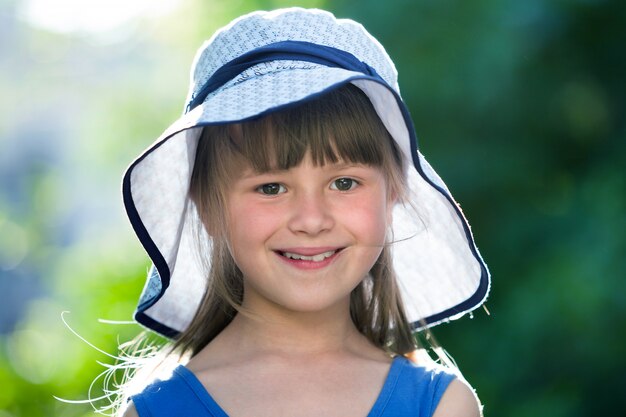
top-left (432, 379), bottom-right (482, 417)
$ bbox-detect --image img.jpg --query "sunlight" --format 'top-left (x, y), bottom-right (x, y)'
top-left (18, 0), bottom-right (182, 33)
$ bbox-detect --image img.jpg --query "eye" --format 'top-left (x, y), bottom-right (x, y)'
top-left (256, 183), bottom-right (286, 195)
top-left (331, 178), bottom-right (358, 191)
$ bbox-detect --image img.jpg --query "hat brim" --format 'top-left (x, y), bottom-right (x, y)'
top-left (123, 67), bottom-right (490, 338)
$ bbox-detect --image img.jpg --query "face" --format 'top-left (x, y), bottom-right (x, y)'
top-left (224, 154), bottom-right (394, 318)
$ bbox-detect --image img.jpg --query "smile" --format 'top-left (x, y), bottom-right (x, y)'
top-left (281, 250), bottom-right (337, 262)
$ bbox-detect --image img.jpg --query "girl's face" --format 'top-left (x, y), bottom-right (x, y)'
top-left (225, 153), bottom-right (394, 317)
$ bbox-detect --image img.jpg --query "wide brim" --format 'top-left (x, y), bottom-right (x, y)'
top-left (123, 67), bottom-right (490, 338)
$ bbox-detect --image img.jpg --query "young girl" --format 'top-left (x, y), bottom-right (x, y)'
top-left (117, 7), bottom-right (490, 417)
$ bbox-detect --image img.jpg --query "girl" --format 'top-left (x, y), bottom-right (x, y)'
top-left (117, 8), bottom-right (490, 417)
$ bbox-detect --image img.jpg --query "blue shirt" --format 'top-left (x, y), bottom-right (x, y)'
top-left (132, 356), bottom-right (456, 416)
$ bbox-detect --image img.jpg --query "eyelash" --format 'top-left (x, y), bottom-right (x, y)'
top-left (256, 183), bottom-right (287, 195)
top-left (255, 178), bottom-right (359, 195)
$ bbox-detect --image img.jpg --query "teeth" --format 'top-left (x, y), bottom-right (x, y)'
top-left (282, 250), bottom-right (336, 262)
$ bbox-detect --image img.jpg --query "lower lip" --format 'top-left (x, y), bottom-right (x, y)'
top-left (275, 250), bottom-right (341, 270)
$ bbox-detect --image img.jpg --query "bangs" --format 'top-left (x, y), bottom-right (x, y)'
top-left (192, 83), bottom-right (408, 225)
top-left (226, 83), bottom-right (401, 173)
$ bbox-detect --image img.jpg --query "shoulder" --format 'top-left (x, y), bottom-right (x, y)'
top-left (123, 366), bottom-right (199, 416)
top-left (395, 355), bottom-right (456, 391)
top-left (391, 356), bottom-right (480, 416)
top-left (120, 402), bottom-right (139, 417)
top-left (431, 378), bottom-right (482, 417)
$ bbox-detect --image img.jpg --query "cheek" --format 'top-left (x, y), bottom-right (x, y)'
top-left (369, 209), bottom-right (390, 245)
top-left (341, 197), bottom-right (390, 242)
top-left (226, 200), bottom-right (281, 253)
top-left (232, 200), bottom-right (277, 226)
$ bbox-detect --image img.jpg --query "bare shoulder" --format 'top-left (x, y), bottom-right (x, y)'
top-left (432, 378), bottom-right (482, 417)
top-left (120, 401), bottom-right (139, 417)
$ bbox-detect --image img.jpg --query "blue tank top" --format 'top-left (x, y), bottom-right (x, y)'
top-left (131, 356), bottom-right (456, 417)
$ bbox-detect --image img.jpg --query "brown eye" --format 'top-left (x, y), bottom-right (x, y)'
top-left (331, 178), bottom-right (357, 191)
top-left (257, 183), bottom-right (286, 195)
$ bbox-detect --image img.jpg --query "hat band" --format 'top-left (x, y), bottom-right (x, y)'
top-left (186, 40), bottom-right (383, 113)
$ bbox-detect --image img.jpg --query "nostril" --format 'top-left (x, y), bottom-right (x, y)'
top-left (286, 203), bottom-right (335, 234)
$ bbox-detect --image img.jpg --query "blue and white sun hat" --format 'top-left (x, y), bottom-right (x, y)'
top-left (122, 8), bottom-right (490, 338)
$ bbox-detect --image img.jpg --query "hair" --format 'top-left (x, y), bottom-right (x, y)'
top-left (181, 83), bottom-right (417, 358)
top-left (109, 84), bottom-right (427, 416)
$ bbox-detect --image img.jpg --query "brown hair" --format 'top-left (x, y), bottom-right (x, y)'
top-left (107, 84), bottom-right (441, 416)
top-left (178, 83), bottom-right (417, 357)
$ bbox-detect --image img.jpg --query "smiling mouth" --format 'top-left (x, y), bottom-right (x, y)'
top-left (278, 249), bottom-right (342, 262)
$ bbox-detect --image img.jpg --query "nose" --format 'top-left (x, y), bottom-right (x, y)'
top-left (287, 190), bottom-right (334, 235)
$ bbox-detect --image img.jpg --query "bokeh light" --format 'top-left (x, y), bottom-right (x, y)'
top-left (17, 0), bottom-right (182, 34)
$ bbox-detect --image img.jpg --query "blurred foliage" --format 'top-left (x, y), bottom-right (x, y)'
top-left (0, 0), bottom-right (624, 416)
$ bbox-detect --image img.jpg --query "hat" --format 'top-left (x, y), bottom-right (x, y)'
top-left (122, 8), bottom-right (490, 338)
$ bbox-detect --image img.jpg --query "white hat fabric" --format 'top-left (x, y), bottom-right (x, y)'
top-left (122, 8), bottom-right (490, 338)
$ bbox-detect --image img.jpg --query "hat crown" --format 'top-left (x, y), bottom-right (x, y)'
top-left (187, 8), bottom-right (399, 106)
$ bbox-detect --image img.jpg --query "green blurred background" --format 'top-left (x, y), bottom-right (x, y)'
top-left (0, 0), bottom-right (624, 415)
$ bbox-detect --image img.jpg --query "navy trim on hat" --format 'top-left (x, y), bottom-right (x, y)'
top-left (122, 137), bottom-right (176, 313)
top-left (135, 310), bottom-right (180, 339)
top-left (186, 41), bottom-right (381, 113)
top-left (126, 38), bottom-right (490, 337)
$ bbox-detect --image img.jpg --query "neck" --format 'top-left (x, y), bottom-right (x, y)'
top-left (232, 304), bottom-right (362, 355)
top-left (216, 298), bottom-right (369, 357)
top-left (187, 299), bottom-right (392, 372)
